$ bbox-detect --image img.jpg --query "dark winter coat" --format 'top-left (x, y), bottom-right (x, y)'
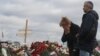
top-left (78, 10), bottom-right (99, 53)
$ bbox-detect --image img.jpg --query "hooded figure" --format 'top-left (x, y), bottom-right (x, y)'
top-left (77, 1), bottom-right (99, 56)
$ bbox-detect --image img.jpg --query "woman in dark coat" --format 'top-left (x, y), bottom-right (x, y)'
top-left (60, 17), bottom-right (80, 56)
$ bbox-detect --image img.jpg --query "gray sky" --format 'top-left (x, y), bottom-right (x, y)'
top-left (0, 0), bottom-right (100, 44)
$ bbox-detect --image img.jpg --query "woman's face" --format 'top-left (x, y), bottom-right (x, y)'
top-left (60, 17), bottom-right (71, 34)
top-left (62, 22), bottom-right (71, 33)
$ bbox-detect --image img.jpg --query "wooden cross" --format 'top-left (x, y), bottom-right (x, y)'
top-left (17, 19), bottom-right (32, 43)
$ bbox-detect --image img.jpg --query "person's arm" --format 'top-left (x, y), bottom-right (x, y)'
top-left (72, 23), bottom-right (80, 35)
top-left (61, 31), bottom-right (70, 42)
top-left (78, 14), bottom-right (94, 38)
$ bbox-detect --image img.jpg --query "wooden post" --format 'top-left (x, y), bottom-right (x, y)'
top-left (2, 32), bottom-right (4, 38)
top-left (24, 19), bottom-right (28, 43)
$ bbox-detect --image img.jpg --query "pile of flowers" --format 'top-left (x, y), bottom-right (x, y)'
top-left (0, 40), bottom-right (69, 56)
top-left (0, 40), bottom-right (100, 56)
top-left (93, 46), bottom-right (100, 56)
top-left (30, 41), bottom-right (69, 56)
